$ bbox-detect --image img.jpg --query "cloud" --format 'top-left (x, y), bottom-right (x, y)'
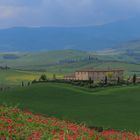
top-left (39, 0), bottom-right (140, 26)
top-left (0, 0), bottom-right (140, 28)
top-left (0, 0), bottom-right (43, 7)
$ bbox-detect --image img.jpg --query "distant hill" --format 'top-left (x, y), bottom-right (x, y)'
top-left (95, 40), bottom-right (140, 63)
top-left (0, 49), bottom-right (140, 76)
top-left (0, 50), bottom-right (89, 67)
top-left (0, 17), bottom-right (140, 52)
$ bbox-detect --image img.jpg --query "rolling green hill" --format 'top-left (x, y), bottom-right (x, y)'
top-left (0, 50), bottom-right (88, 67)
top-left (0, 83), bottom-right (140, 131)
top-left (0, 48), bottom-right (139, 76)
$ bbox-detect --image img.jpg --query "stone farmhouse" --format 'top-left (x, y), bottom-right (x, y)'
top-left (64, 69), bottom-right (124, 81)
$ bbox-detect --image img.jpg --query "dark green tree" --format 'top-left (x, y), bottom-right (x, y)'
top-left (21, 81), bottom-right (24, 87)
top-left (89, 77), bottom-right (92, 88)
top-left (117, 77), bottom-right (120, 84)
top-left (39, 74), bottom-right (47, 81)
top-left (105, 76), bottom-right (108, 85)
top-left (53, 74), bottom-right (56, 80)
top-left (28, 82), bottom-right (30, 86)
top-left (133, 74), bottom-right (137, 84)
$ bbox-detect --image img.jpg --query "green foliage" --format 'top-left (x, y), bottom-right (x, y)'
top-left (53, 74), bottom-right (56, 80)
top-left (133, 74), bottom-right (137, 84)
top-left (39, 74), bottom-right (47, 81)
top-left (117, 77), bottom-right (120, 84)
top-left (105, 76), bottom-right (108, 85)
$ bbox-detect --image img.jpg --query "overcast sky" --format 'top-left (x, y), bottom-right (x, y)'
top-left (0, 0), bottom-right (140, 28)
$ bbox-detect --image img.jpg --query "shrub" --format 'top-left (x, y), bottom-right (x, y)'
top-left (39, 74), bottom-right (47, 81)
top-left (32, 79), bottom-right (37, 84)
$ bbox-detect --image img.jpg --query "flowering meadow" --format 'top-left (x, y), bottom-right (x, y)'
top-left (0, 105), bottom-right (139, 140)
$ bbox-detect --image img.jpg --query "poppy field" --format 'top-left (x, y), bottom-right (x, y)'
top-left (0, 105), bottom-right (139, 140)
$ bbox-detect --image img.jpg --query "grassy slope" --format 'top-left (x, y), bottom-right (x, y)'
top-left (0, 70), bottom-right (63, 86)
top-left (0, 83), bottom-right (140, 132)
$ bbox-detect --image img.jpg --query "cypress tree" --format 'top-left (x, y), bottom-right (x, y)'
top-left (105, 76), bottom-right (108, 85)
top-left (133, 74), bottom-right (136, 84)
top-left (117, 77), bottom-right (120, 84)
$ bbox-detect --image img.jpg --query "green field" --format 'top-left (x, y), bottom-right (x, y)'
top-left (0, 83), bottom-right (140, 132)
top-left (0, 69), bottom-right (63, 86)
